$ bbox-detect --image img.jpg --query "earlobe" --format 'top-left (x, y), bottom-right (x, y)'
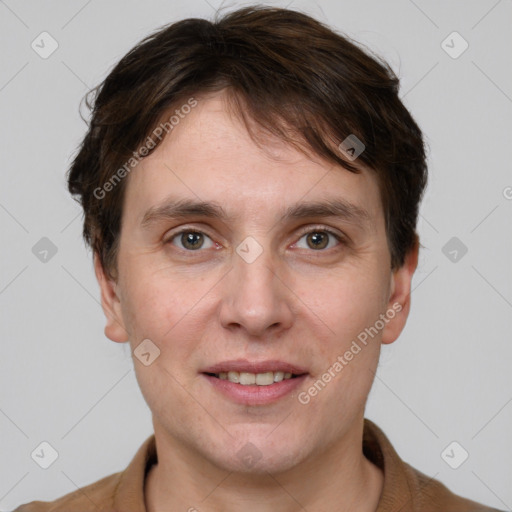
top-left (381, 236), bottom-right (419, 345)
top-left (94, 254), bottom-right (130, 343)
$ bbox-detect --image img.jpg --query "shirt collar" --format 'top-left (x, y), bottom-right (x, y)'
top-left (113, 418), bottom-right (413, 511)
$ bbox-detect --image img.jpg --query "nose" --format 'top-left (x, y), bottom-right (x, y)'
top-left (218, 239), bottom-right (294, 338)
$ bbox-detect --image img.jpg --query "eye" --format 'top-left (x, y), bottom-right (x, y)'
top-left (294, 227), bottom-right (344, 251)
top-left (166, 229), bottom-right (216, 251)
top-left (165, 226), bottom-right (345, 253)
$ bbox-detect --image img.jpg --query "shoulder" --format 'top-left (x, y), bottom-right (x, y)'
top-left (12, 471), bottom-right (122, 512)
top-left (403, 462), bottom-right (505, 512)
top-left (12, 433), bottom-right (156, 512)
top-left (363, 419), bottom-right (504, 512)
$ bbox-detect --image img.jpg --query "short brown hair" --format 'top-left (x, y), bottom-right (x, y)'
top-left (67, 4), bottom-right (427, 280)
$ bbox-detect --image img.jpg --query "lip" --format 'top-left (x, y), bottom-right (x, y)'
top-left (202, 373), bottom-right (308, 405)
top-left (200, 359), bottom-right (309, 406)
top-left (201, 359), bottom-right (309, 375)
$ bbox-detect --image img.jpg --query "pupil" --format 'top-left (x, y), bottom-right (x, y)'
top-left (183, 232), bottom-right (203, 249)
top-left (308, 232), bottom-right (327, 249)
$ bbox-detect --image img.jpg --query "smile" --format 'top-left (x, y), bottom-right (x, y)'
top-left (207, 371), bottom-right (298, 386)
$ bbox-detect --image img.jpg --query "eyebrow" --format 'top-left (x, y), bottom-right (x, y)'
top-left (140, 197), bottom-right (372, 230)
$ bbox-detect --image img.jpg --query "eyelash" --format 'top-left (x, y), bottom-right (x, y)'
top-left (164, 225), bottom-right (346, 255)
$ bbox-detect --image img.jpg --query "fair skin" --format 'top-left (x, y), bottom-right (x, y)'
top-left (95, 90), bottom-right (418, 512)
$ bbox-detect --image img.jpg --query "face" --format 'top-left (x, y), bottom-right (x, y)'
top-left (96, 90), bottom-right (417, 475)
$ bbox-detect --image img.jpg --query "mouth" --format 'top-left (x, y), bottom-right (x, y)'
top-left (200, 360), bottom-right (309, 405)
top-left (204, 370), bottom-right (303, 386)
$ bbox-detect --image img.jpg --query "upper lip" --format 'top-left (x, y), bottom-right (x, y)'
top-left (201, 359), bottom-right (308, 375)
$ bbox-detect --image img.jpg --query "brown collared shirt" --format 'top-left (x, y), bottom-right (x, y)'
top-left (13, 419), bottom-right (504, 511)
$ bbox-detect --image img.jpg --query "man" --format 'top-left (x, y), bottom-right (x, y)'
top-left (14, 5), bottom-right (504, 511)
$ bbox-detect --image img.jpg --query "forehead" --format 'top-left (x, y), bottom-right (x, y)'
top-left (123, 91), bottom-right (384, 228)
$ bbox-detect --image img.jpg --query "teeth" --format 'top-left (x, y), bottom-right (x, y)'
top-left (214, 371), bottom-right (296, 386)
top-left (273, 371), bottom-right (284, 382)
top-left (256, 372), bottom-right (274, 385)
top-left (228, 371), bottom-right (239, 383)
top-left (240, 372), bottom-right (256, 385)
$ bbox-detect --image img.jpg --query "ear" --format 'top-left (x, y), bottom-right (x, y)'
top-left (381, 235), bottom-right (419, 345)
top-left (94, 253), bottom-right (129, 343)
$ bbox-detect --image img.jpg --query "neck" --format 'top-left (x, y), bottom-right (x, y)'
top-left (145, 419), bottom-right (383, 512)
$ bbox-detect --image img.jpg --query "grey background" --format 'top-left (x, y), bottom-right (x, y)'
top-left (1, 0), bottom-right (511, 509)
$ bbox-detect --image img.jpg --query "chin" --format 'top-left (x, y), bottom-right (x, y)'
top-left (206, 430), bottom-right (308, 475)
top-left (216, 449), bottom-right (302, 475)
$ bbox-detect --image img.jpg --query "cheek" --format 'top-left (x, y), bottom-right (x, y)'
top-left (123, 276), bottom-right (210, 415)
top-left (121, 282), bottom-right (173, 341)
top-left (316, 267), bottom-right (389, 341)
top-left (121, 265), bottom-right (200, 335)
top-left (121, 271), bottom-right (216, 371)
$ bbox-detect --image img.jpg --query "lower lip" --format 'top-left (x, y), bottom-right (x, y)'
top-left (202, 373), bottom-right (308, 405)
